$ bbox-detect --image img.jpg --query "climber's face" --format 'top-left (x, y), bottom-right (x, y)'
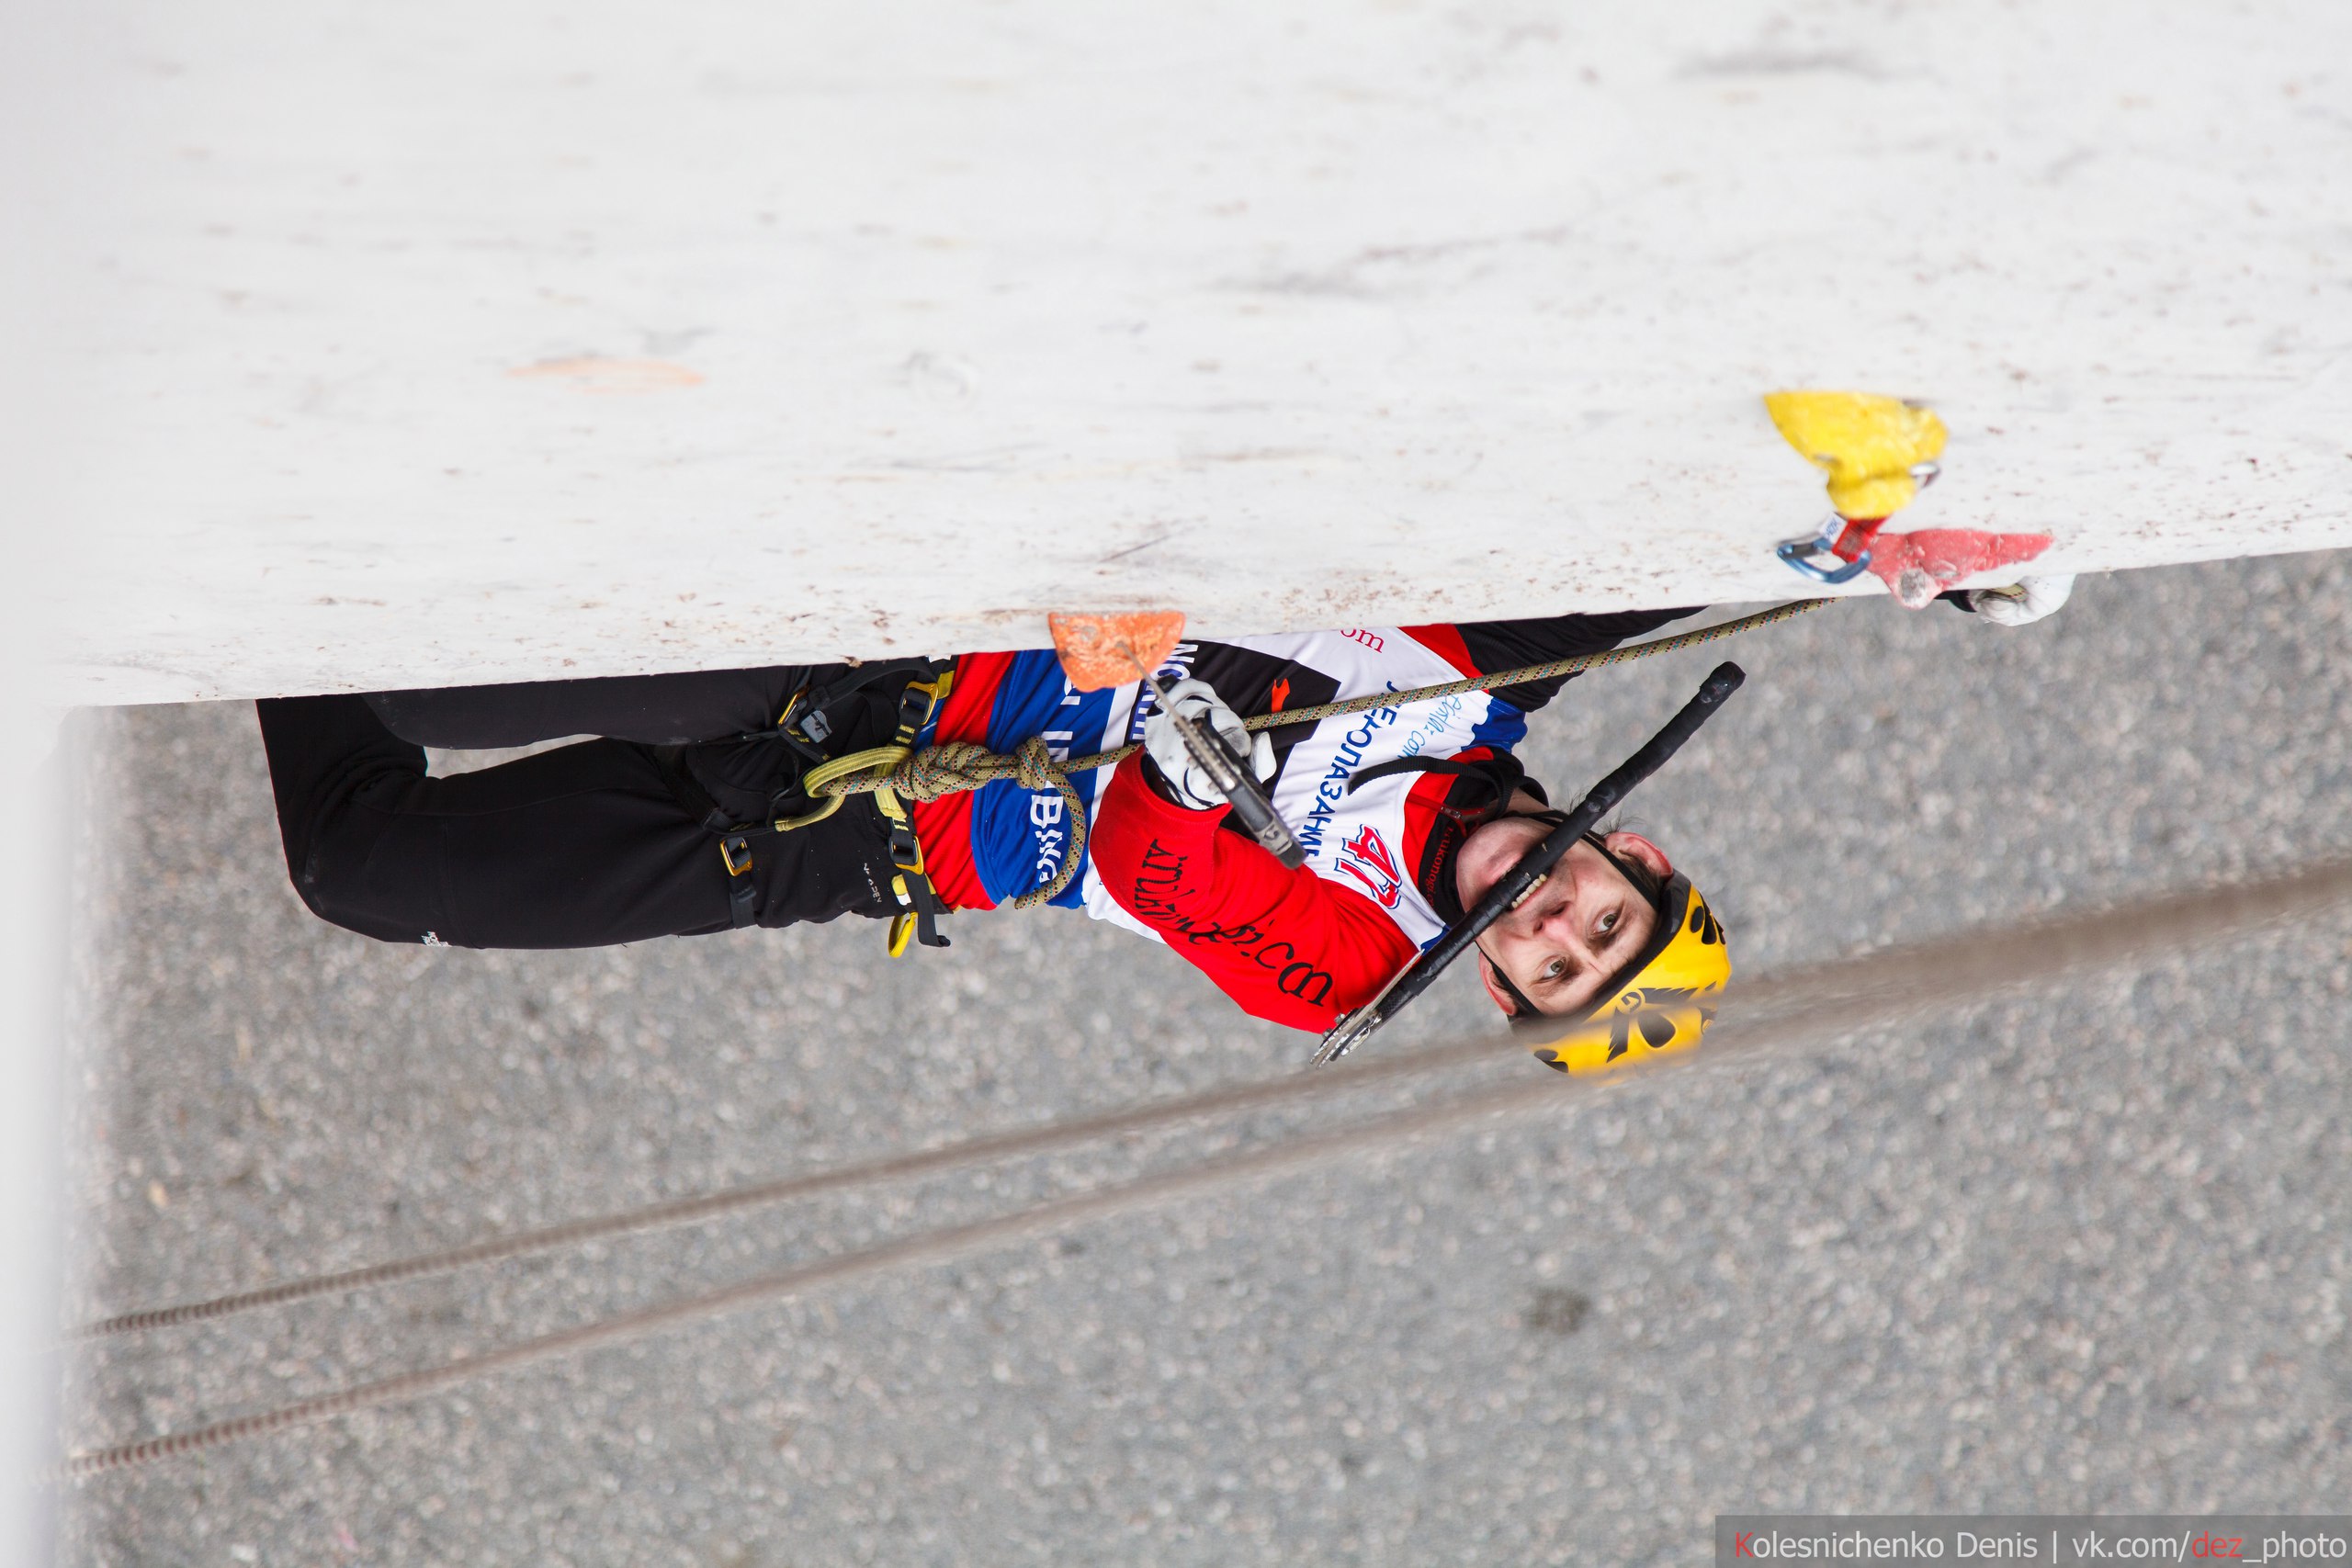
top-left (1454, 824), bottom-right (1670, 1017)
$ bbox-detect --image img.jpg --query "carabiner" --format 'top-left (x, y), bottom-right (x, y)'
top-left (1775, 513), bottom-right (1873, 584)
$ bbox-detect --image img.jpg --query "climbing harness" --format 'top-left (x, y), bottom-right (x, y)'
top-left (685, 660), bottom-right (963, 945)
top-left (763, 599), bottom-right (1830, 953)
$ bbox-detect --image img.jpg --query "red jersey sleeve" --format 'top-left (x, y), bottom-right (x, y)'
top-left (1090, 754), bottom-right (1420, 1032)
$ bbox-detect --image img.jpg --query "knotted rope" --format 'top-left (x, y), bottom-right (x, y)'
top-left (803, 599), bottom-right (1827, 905)
top-left (803, 737), bottom-right (1090, 906)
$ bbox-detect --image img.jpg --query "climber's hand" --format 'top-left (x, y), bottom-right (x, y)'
top-left (1966, 574), bottom-right (2075, 627)
top-left (1143, 678), bottom-right (1275, 811)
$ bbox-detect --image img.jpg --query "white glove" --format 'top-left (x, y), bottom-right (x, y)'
top-left (1966, 574), bottom-right (2075, 626)
top-left (1143, 677), bottom-right (1276, 811)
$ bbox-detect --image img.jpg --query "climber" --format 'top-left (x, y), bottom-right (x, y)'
top-left (258, 582), bottom-right (2070, 1062)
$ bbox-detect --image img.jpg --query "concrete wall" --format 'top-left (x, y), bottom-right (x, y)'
top-left (29, 0), bottom-right (2352, 706)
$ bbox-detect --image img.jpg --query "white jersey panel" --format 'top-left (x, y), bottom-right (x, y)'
top-left (1069, 627), bottom-right (1510, 952)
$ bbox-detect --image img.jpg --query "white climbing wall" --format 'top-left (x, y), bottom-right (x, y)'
top-left (6, 2), bottom-right (2349, 1540)
top-left (19, 0), bottom-right (2352, 705)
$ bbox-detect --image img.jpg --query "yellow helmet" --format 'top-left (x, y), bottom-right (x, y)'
top-left (1510, 873), bottom-right (1730, 1075)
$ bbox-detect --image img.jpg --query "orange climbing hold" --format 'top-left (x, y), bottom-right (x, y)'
top-left (1047, 611), bottom-right (1188, 692)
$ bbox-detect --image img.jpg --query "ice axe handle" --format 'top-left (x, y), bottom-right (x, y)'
top-left (1166, 707), bottom-right (1309, 871)
top-left (1572, 660), bottom-right (1745, 824)
top-left (1312, 660), bottom-right (1746, 1064)
top-left (1224, 762), bottom-right (1309, 871)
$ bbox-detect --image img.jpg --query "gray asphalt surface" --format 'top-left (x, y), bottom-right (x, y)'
top-left (55, 550), bottom-right (2352, 1565)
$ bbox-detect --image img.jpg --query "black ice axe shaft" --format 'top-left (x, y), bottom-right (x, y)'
top-left (1310, 661), bottom-right (1747, 1065)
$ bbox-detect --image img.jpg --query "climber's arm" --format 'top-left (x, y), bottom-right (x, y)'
top-left (1091, 754), bottom-right (1419, 1032)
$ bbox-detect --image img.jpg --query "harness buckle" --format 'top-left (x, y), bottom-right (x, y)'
top-left (888, 821), bottom-right (924, 875)
top-left (719, 835), bottom-right (753, 877)
top-left (719, 833), bottom-right (759, 929)
top-left (894, 676), bottom-right (938, 741)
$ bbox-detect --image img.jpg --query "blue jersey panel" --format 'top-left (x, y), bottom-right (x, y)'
top-left (1465, 697), bottom-right (1529, 755)
top-left (967, 650), bottom-right (1116, 908)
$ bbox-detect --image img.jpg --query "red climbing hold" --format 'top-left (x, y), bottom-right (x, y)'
top-left (1823, 518), bottom-right (2054, 608)
top-left (1864, 528), bottom-right (2053, 607)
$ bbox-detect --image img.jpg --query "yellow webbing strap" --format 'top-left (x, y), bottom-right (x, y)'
top-left (870, 667), bottom-right (955, 955)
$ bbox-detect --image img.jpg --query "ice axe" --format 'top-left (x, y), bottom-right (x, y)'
top-left (1048, 611), bottom-right (1309, 870)
top-left (1310, 661), bottom-right (1747, 1065)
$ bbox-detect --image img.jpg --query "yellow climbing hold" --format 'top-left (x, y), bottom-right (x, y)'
top-left (1764, 390), bottom-right (1948, 519)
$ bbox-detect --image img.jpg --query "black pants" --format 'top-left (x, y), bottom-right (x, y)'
top-left (256, 666), bottom-right (902, 949)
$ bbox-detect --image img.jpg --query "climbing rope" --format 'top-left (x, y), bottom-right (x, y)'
top-left (61, 853), bottom-right (2352, 1478)
top-left (802, 599), bottom-right (1829, 904)
top-left (72, 1032), bottom-right (1503, 1340)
